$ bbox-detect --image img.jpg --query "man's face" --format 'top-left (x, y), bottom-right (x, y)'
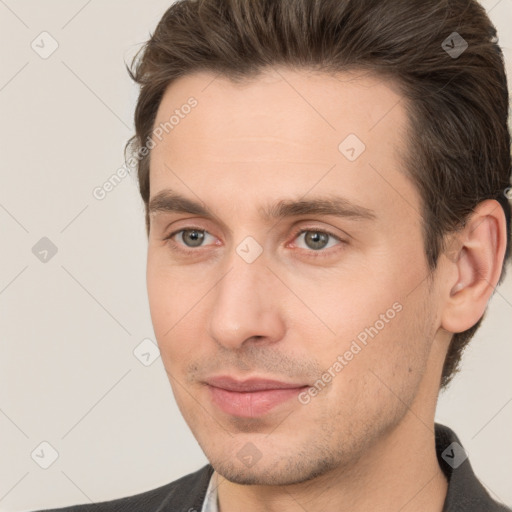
top-left (146, 68), bottom-right (444, 485)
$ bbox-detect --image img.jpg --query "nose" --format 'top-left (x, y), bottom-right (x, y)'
top-left (207, 257), bottom-right (286, 350)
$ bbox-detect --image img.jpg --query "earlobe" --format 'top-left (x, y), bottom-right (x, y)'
top-left (441, 199), bottom-right (507, 334)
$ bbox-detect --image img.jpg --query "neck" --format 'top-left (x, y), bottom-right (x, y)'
top-left (216, 413), bottom-right (448, 512)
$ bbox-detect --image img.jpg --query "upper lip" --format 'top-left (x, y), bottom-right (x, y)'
top-left (205, 376), bottom-right (309, 392)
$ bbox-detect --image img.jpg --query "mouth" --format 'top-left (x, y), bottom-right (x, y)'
top-left (204, 376), bottom-right (310, 418)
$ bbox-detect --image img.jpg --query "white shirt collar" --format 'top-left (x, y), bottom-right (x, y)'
top-left (201, 472), bottom-right (219, 512)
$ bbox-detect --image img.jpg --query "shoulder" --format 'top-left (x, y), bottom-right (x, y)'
top-left (435, 423), bottom-right (511, 512)
top-left (30, 464), bottom-right (213, 512)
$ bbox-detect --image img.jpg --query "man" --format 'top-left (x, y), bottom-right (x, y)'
top-left (37, 0), bottom-right (511, 510)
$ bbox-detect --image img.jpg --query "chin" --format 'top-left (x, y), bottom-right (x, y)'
top-left (212, 454), bottom-right (340, 486)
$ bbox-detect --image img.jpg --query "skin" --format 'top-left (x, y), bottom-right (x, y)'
top-left (145, 67), bottom-right (507, 512)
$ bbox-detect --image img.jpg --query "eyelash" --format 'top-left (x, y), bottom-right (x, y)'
top-left (163, 226), bottom-right (346, 259)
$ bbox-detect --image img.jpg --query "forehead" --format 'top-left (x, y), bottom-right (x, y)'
top-left (148, 67), bottom-right (413, 213)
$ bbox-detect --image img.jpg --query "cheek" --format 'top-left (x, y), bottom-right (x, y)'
top-left (305, 275), bottom-right (433, 396)
top-left (353, 294), bottom-right (434, 400)
top-left (146, 262), bottom-right (200, 367)
top-left (285, 234), bottom-right (424, 338)
top-left (288, 269), bottom-right (401, 354)
top-left (147, 252), bottom-right (196, 327)
top-left (146, 264), bottom-right (172, 337)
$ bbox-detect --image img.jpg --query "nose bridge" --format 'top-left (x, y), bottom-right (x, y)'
top-left (207, 249), bottom-right (284, 349)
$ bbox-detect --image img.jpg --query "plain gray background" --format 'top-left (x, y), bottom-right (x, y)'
top-left (0, 1), bottom-right (511, 510)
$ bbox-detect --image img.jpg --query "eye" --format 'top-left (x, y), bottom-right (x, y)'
top-left (163, 226), bottom-right (346, 258)
top-left (165, 228), bottom-right (217, 249)
top-left (292, 228), bottom-right (344, 253)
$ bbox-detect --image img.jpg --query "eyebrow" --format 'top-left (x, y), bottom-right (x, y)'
top-left (148, 189), bottom-right (376, 223)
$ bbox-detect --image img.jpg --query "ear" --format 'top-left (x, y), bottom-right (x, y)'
top-left (441, 199), bottom-right (508, 334)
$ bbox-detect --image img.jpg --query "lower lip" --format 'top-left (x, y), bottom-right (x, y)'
top-left (207, 385), bottom-right (307, 418)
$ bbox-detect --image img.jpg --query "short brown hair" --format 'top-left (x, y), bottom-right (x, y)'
top-left (126, 0), bottom-right (512, 388)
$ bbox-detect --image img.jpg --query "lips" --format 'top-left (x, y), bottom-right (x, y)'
top-left (205, 376), bottom-right (309, 418)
